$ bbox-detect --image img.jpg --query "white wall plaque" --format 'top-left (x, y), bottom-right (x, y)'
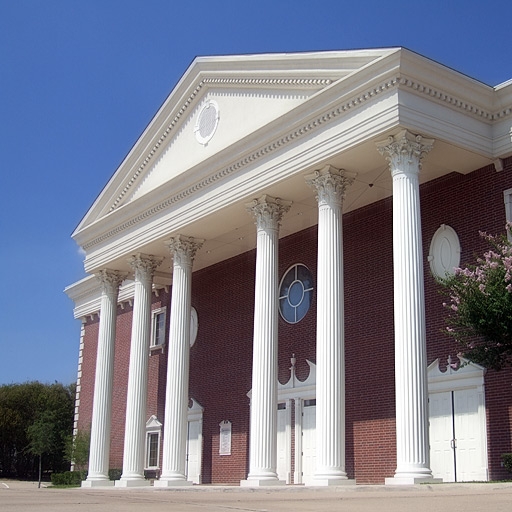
top-left (219, 420), bottom-right (232, 456)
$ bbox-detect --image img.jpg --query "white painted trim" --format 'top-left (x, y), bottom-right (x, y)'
top-left (145, 415), bottom-right (162, 470)
top-left (428, 356), bottom-right (486, 394)
top-left (504, 188), bottom-right (512, 242)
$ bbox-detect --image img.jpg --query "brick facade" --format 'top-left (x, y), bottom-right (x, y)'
top-left (77, 158), bottom-right (512, 484)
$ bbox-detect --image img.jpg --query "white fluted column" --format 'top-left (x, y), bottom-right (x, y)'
top-left (305, 165), bottom-right (354, 486)
top-left (83, 270), bottom-right (126, 488)
top-left (241, 195), bottom-right (291, 487)
top-left (117, 254), bottom-right (162, 487)
top-left (156, 236), bottom-right (203, 487)
top-left (377, 130), bottom-right (437, 485)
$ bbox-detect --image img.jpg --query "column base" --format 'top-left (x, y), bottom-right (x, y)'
top-left (305, 478), bottom-right (356, 487)
top-left (240, 478), bottom-right (285, 487)
top-left (115, 478), bottom-right (151, 487)
top-left (385, 476), bottom-right (442, 486)
top-left (81, 478), bottom-right (114, 488)
top-left (154, 478), bottom-right (192, 487)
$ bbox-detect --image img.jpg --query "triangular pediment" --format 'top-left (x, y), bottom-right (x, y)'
top-left (125, 84), bottom-right (320, 205)
top-left (73, 48), bottom-right (399, 235)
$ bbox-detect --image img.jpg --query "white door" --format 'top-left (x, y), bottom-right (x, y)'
top-left (276, 402), bottom-right (289, 482)
top-left (302, 399), bottom-right (316, 483)
top-left (186, 399), bottom-right (204, 484)
top-left (429, 391), bottom-right (456, 481)
top-left (429, 388), bottom-right (487, 482)
top-left (186, 419), bottom-right (202, 484)
top-left (453, 388), bottom-right (487, 482)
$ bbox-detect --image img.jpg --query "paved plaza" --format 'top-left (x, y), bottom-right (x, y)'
top-left (1, 480), bottom-right (512, 512)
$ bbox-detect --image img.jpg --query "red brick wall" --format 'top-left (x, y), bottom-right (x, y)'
top-left (189, 251), bottom-right (256, 483)
top-left (344, 196), bottom-right (396, 483)
top-left (76, 157), bottom-right (512, 484)
top-left (77, 317), bottom-right (98, 435)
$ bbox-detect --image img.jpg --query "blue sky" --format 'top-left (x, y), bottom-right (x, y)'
top-left (0, 0), bottom-right (511, 385)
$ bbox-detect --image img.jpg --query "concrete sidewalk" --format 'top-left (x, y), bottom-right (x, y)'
top-left (1, 480), bottom-right (512, 512)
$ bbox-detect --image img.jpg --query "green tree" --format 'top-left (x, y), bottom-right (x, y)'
top-left (26, 412), bottom-right (57, 487)
top-left (65, 429), bottom-right (90, 472)
top-left (438, 225), bottom-right (512, 370)
top-left (0, 382), bottom-right (75, 479)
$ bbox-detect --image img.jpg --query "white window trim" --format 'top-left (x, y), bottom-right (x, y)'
top-left (150, 307), bottom-right (167, 349)
top-left (145, 415), bottom-right (162, 470)
top-left (504, 188), bottom-right (512, 242)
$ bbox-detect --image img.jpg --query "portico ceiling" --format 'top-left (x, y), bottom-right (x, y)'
top-left (96, 133), bottom-right (494, 282)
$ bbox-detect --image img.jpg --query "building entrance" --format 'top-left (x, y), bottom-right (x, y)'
top-left (428, 357), bottom-right (488, 482)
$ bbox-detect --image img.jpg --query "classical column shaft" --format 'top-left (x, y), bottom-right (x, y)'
top-left (243, 195), bottom-right (291, 486)
top-left (156, 236), bottom-right (202, 486)
top-left (84, 270), bottom-right (125, 487)
top-left (377, 130), bottom-right (435, 484)
top-left (118, 254), bottom-right (162, 486)
top-left (305, 166), bottom-right (353, 485)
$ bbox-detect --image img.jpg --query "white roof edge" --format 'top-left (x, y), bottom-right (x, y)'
top-left (192, 47), bottom-right (401, 66)
top-left (65, 274), bottom-right (171, 319)
top-left (495, 77), bottom-right (512, 90)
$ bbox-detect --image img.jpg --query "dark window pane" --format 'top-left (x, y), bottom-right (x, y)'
top-left (288, 281), bottom-right (304, 307)
top-left (280, 297), bottom-right (295, 323)
top-left (148, 433), bottom-right (159, 467)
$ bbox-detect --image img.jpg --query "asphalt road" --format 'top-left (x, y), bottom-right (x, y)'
top-left (1, 480), bottom-right (512, 512)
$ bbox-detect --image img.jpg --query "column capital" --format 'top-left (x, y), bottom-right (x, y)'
top-left (95, 269), bottom-right (127, 297)
top-left (245, 194), bottom-right (292, 232)
top-left (164, 235), bottom-right (204, 267)
top-left (128, 253), bottom-right (163, 284)
top-left (376, 130), bottom-right (434, 177)
top-left (305, 165), bottom-right (355, 208)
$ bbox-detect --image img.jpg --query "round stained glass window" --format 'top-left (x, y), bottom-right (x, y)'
top-left (279, 264), bottom-right (314, 324)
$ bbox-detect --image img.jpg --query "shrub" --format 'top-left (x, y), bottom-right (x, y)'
top-left (108, 468), bottom-right (122, 481)
top-left (502, 453), bottom-right (512, 474)
top-left (50, 470), bottom-right (87, 486)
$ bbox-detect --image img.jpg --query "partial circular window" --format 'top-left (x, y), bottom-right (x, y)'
top-left (279, 264), bottom-right (314, 324)
top-left (194, 100), bottom-right (219, 145)
top-left (190, 307), bottom-right (198, 347)
top-left (428, 224), bottom-right (461, 277)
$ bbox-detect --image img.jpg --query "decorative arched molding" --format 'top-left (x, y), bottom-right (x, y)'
top-left (278, 359), bottom-right (316, 401)
top-left (427, 355), bottom-right (486, 393)
top-left (187, 397), bottom-right (204, 421)
top-left (246, 359), bottom-right (316, 401)
top-left (146, 414), bottom-right (163, 430)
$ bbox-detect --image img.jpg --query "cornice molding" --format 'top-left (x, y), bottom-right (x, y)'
top-left (202, 77), bottom-right (333, 88)
top-left (81, 73), bottom-right (511, 251)
top-left (398, 76), bottom-right (497, 120)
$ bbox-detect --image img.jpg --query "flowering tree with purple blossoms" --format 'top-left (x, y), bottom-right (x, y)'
top-left (439, 225), bottom-right (512, 370)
